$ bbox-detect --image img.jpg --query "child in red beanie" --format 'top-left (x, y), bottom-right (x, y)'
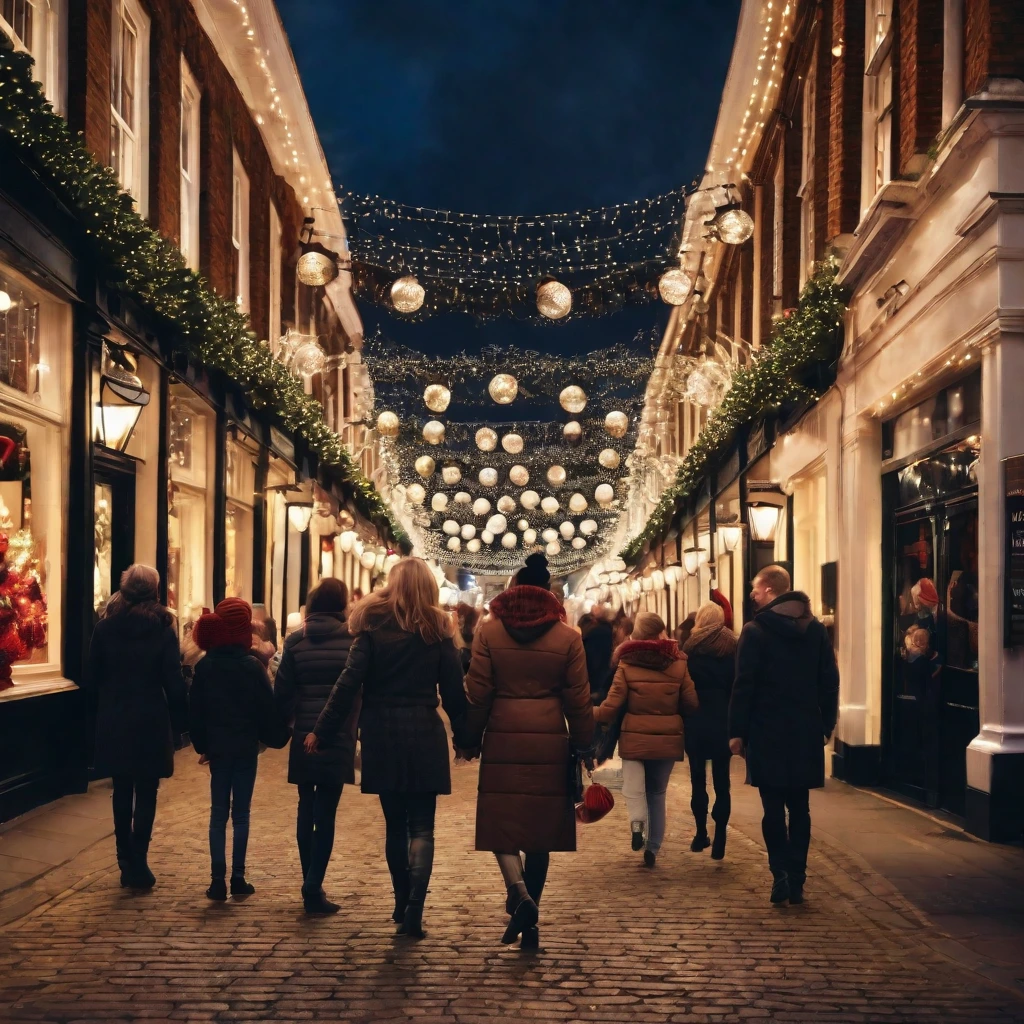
top-left (188, 598), bottom-right (289, 900)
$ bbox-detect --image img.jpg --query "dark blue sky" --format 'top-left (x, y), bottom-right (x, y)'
top-left (278, 0), bottom-right (741, 355)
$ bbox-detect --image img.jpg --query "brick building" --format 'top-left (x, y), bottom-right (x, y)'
top-left (620, 0), bottom-right (1024, 841)
top-left (0, 0), bottom-right (389, 821)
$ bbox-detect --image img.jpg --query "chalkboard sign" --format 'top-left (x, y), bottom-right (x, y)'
top-left (1005, 455), bottom-right (1024, 647)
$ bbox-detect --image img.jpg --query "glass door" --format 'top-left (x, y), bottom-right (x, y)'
top-left (92, 451), bottom-right (136, 621)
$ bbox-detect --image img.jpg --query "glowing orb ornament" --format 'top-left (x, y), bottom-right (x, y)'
top-left (446, 536), bottom-right (461, 552)
top-left (486, 514), bottom-right (508, 535)
top-left (415, 455), bottom-right (436, 478)
top-left (497, 495), bottom-right (516, 514)
top-left (569, 493), bottom-right (588, 513)
top-left (296, 248), bottom-right (338, 286)
top-left (461, 523), bottom-right (477, 540)
top-left (536, 279), bottom-right (572, 320)
top-left (391, 274), bottom-right (425, 313)
top-left (541, 496), bottom-right (560, 515)
top-left (559, 385), bottom-right (587, 413)
top-left (467, 538), bottom-right (482, 553)
top-left (595, 483), bottom-right (615, 506)
top-left (481, 530), bottom-right (495, 545)
top-left (604, 411), bottom-right (629, 438)
top-left (454, 491), bottom-right (472, 504)
top-left (422, 420), bottom-right (445, 445)
top-left (658, 266), bottom-right (693, 305)
top-left (441, 464), bottom-right (462, 485)
top-left (563, 420), bottom-right (582, 442)
top-left (376, 411), bottom-right (400, 437)
top-left (580, 519), bottom-right (598, 536)
top-left (572, 536), bottom-right (587, 550)
top-left (542, 528), bottom-right (559, 543)
top-left (502, 433), bottom-right (524, 454)
top-left (714, 206), bottom-right (755, 245)
top-left (517, 519), bottom-right (529, 531)
top-left (479, 467), bottom-right (498, 487)
top-left (523, 528), bottom-right (538, 545)
top-left (443, 520), bottom-right (460, 536)
top-left (501, 533), bottom-right (518, 550)
top-left (599, 448), bottom-right (621, 470)
top-left (292, 338), bottom-right (327, 378)
top-left (472, 498), bottom-right (492, 517)
top-left (520, 490), bottom-right (540, 510)
top-left (546, 541), bottom-right (561, 556)
top-left (407, 483), bottom-right (426, 505)
top-left (476, 427), bottom-right (498, 452)
top-left (431, 492), bottom-right (449, 512)
top-left (559, 521), bottom-right (575, 540)
top-left (423, 384), bottom-right (451, 413)
top-left (547, 465), bottom-right (567, 487)
top-left (509, 465), bottom-right (529, 487)
top-left (488, 374), bottom-right (518, 405)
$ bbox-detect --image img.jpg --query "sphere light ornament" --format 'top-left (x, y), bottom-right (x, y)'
top-left (292, 338), bottom-right (327, 378)
top-left (714, 205), bottom-right (755, 245)
top-left (599, 448), bottom-right (621, 470)
top-left (658, 266), bottom-right (693, 305)
top-left (520, 490), bottom-right (540, 510)
top-left (546, 464), bottom-right (567, 487)
top-left (441, 464), bottom-right (462, 485)
top-left (460, 523), bottom-right (477, 540)
top-left (569, 493), bottom-right (588, 514)
top-left (481, 530), bottom-right (495, 545)
top-left (454, 491), bottom-right (472, 505)
top-left (559, 385), bottom-right (587, 414)
top-left (446, 536), bottom-right (461, 552)
top-left (472, 498), bottom-right (492, 517)
top-left (339, 530), bottom-right (357, 553)
top-left (595, 483), bottom-right (615, 506)
top-left (415, 455), bottom-right (436, 479)
top-left (360, 548), bottom-right (378, 570)
top-left (476, 427), bottom-right (498, 452)
top-left (296, 246), bottom-right (338, 286)
top-left (467, 538), bottom-right (482, 553)
top-left (442, 519), bottom-right (460, 536)
top-left (423, 384), bottom-right (451, 413)
top-left (478, 467), bottom-right (499, 487)
top-left (509, 465), bottom-right (529, 487)
top-left (536, 279), bottom-right (572, 320)
top-left (517, 519), bottom-right (529, 531)
top-left (376, 411), bottom-right (400, 437)
top-left (501, 532), bottom-right (518, 550)
top-left (488, 373), bottom-right (518, 405)
top-left (604, 411), bottom-right (629, 438)
top-left (571, 536), bottom-right (587, 550)
top-left (486, 514), bottom-right (508, 535)
top-left (407, 483), bottom-right (426, 505)
top-left (497, 495), bottom-right (516, 514)
top-left (542, 528), bottom-right (559, 544)
top-left (501, 432), bottom-right (524, 454)
top-left (545, 541), bottom-right (562, 556)
top-left (540, 496), bottom-right (560, 515)
top-left (580, 519), bottom-right (598, 536)
top-left (523, 528), bottom-right (538, 545)
top-left (391, 274), bottom-right (425, 313)
top-left (559, 521), bottom-right (575, 540)
top-left (563, 420), bottom-right (582, 442)
top-left (422, 420), bottom-right (445, 445)
top-left (431, 492), bottom-right (449, 512)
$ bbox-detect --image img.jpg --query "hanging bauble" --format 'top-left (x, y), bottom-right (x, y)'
top-left (422, 420), bottom-right (445, 445)
top-left (441, 464), bottom-right (462, 485)
top-left (376, 411), bottom-right (400, 437)
top-left (542, 528), bottom-right (559, 543)
top-left (684, 360), bottom-right (732, 408)
top-left (501, 433), bottom-right (524, 454)
top-left (292, 338), bottom-right (327, 378)
top-left (486, 514), bottom-right (508, 535)
top-left (658, 266), bottom-right (693, 305)
top-left (479, 468), bottom-right (499, 488)
top-left (472, 497), bottom-right (492, 517)
top-left (559, 385), bottom-right (587, 413)
top-left (509, 465), bottom-right (529, 487)
top-left (580, 519), bottom-right (598, 536)
top-left (423, 384), bottom-right (451, 413)
top-left (497, 495), bottom-right (516, 514)
top-left (467, 538), bottom-right (482, 553)
top-left (415, 455), bottom-right (436, 478)
top-left (536, 279), bottom-right (572, 320)
top-left (595, 483), bottom-right (615, 505)
top-left (360, 548), bottom-right (378, 569)
top-left (391, 274), bottom-right (425, 313)
top-left (599, 448), bottom-right (621, 470)
top-left (442, 520), bottom-right (460, 536)
top-left (546, 541), bottom-right (562, 556)
top-left (572, 536), bottom-right (587, 550)
top-left (501, 533), bottom-right (518, 550)
top-left (521, 491), bottom-right (540, 510)
top-left (568, 493), bottom-right (588, 514)
top-left (406, 483), bottom-right (426, 505)
top-left (523, 528), bottom-right (538, 545)
top-left (541, 496), bottom-right (560, 514)
top-left (431, 492), bottom-right (449, 512)
top-left (714, 205), bottom-right (755, 245)
top-left (517, 519), bottom-right (529, 531)
top-left (481, 530), bottom-right (495, 545)
top-left (559, 522), bottom-right (576, 540)
top-left (488, 374), bottom-right (518, 405)
top-left (563, 421), bottom-right (582, 442)
top-left (476, 427), bottom-right (498, 451)
top-left (296, 246), bottom-right (338, 286)
top-left (454, 491), bottom-right (472, 504)
top-left (460, 523), bottom-right (477, 540)
top-left (446, 536), bottom-right (461, 552)
top-left (604, 411), bottom-right (629, 438)
top-left (547, 465), bottom-right (567, 487)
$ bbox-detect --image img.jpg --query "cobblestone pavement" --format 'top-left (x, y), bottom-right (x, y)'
top-left (1, 749), bottom-right (1022, 1024)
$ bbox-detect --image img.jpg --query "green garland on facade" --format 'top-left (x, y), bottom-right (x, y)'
top-left (620, 257), bottom-right (847, 562)
top-left (0, 40), bottom-right (405, 546)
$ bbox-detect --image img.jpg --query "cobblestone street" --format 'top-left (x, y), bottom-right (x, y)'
top-left (0, 750), bottom-right (1021, 1024)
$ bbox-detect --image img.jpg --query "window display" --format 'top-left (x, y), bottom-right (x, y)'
top-left (225, 433), bottom-right (259, 601)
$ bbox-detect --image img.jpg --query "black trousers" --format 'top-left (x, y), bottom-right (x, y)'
top-left (379, 793), bottom-right (437, 903)
top-left (111, 776), bottom-right (159, 860)
top-left (687, 751), bottom-right (732, 832)
top-left (296, 782), bottom-right (344, 895)
top-left (758, 786), bottom-right (811, 886)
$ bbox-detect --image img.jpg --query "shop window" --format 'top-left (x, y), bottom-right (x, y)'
top-left (798, 46), bottom-right (817, 286)
top-left (870, 56), bottom-right (893, 196)
top-left (179, 58), bottom-right (201, 271)
top-left (883, 372), bottom-right (981, 463)
top-left (772, 152), bottom-right (784, 309)
top-left (269, 201), bottom-right (282, 350)
top-left (1, 0), bottom-right (63, 111)
top-left (93, 481), bottom-right (113, 614)
top-left (231, 149), bottom-right (250, 314)
top-left (225, 432), bottom-right (259, 602)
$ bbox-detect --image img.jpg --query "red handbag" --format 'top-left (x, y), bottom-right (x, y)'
top-left (575, 779), bottom-right (614, 823)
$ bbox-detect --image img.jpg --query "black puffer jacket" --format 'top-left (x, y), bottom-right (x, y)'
top-left (274, 614), bottom-right (358, 786)
top-left (682, 624), bottom-right (737, 760)
top-left (189, 646), bottom-right (289, 760)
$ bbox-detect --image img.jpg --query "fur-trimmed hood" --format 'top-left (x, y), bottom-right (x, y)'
top-left (615, 638), bottom-right (682, 671)
top-left (682, 623), bottom-right (738, 659)
top-left (489, 585), bottom-right (565, 644)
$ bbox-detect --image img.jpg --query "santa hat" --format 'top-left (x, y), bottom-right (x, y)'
top-left (710, 588), bottom-right (734, 631)
top-left (194, 598), bottom-right (253, 651)
top-left (913, 577), bottom-right (939, 608)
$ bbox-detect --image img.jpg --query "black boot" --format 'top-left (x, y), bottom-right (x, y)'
top-left (690, 832), bottom-right (710, 852)
top-left (131, 842), bottom-right (156, 889)
top-left (501, 883), bottom-right (538, 944)
top-left (303, 888), bottom-right (341, 914)
top-left (770, 871), bottom-right (790, 905)
top-left (230, 871), bottom-right (256, 896)
top-left (115, 836), bottom-right (135, 888)
top-left (390, 871), bottom-right (410, 924)
top-left (520, 926), bottom-right (540, 950)
top-left (398, 899), bottom-right (426, 939)
top-left (710, 826), bottom-right (727, 860)
top-left (206, 877), bottom-right (227, 901)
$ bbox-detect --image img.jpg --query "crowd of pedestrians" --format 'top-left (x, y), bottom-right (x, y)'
top-left (84, 549), bottom-right (839, 946)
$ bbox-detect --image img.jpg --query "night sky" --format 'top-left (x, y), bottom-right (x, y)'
top-left (278, 1), bottom-right (741, 356)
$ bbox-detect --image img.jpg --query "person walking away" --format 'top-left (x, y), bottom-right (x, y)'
top-left (463, 553), bottom-right (594, 950)
top-left (594, 612), bottom-right (698, 867)
top-left (583, 604), bottom-right (614, 703)
top-left (729, 565), bottom-right (839, 905)
top-left (306, 558), bottom-right (470, 940)
top-left (675, 612), bottom-right (697, 647)
top-left (86, 565), bottom-right (187, 889)
top-left (189, 598), bottom-right (290, 901)
top-left (457, 604), bottom-right (481, 673)
top-left (274, 578), bottom-right (357, 913)
top-left (682, 602), bottom-right (736, 859)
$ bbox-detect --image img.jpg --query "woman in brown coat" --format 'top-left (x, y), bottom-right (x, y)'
top-left (595, 612), bottom-right (698, 867)
top-left (464, 553), bottom-right (593, 949)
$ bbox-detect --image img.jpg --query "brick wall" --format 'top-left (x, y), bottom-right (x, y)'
top-left (827, 0), bottom-right (865, 239)
top-left (898, 0), bottom-right (944, 174)
top-left (67, 0), bottom-right (112, 165)
top-left (965, 0), bottom-right (1024, 96)
top-left (812, 1), bottom-right (833, 262)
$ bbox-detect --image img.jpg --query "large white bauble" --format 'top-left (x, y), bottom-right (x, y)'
top-left (572, 536), bottom-right (587, 550)
top-left (497, 495), bottom-right (516, 514)
top-left (501, 433), bottom-right (524, 454)
top-left (479, 467), bottom-right (499, 487)
top-left (486, 514), bottom-right (508, 535)
top-left (431, 492), bottom-right (449, 512)
top-left (422, 420), bottom-right (445, 445)
top-left (559, 385), bottom-right (587, 413)
top-left (467, 538), bottom-right (482, 553)
top-left (599, 448), bottom-right (621, 470)
top-left (563, 420), bottom-right (582, 442)
top-left (604, 411), bottom-right (629, 438)
top-left (391, 274), bottom-right (425, 313)
top-left (476, 427), bottom-right (498, 452)
top-left (423, 384), bottom-right (451, 413)
top-left (546, 464), bottom-right (567, 487)
top-left (406, 483), bottom-right (426, 505)
top-left (481, 530), bottom-right (495, 545)
top-left (454, 491), bottom-right (472, 504)
top-left (517, 519), bottom-right (529, 531)
top-left (595, 483), bottom-right (615, 505)
top-left (472, 498), bottom-right (492, 517)
top-left (359, 548), bottom-right (377, 569)
top-left (568, 493), bottom-right (588, 513)
top-left (376, 411), bottom-right (400, 437)
top-left (461, 523), bottom-right (477, 540)
top-left (536, 280), bottom-right (572, 320)
top-left (415, 455), bottom-right (436, 478)
top-left (442, 519), bottom-right (460, 536)
top-left (520, 490), bottom-right (540, 510)
top-left (559, 521), bottom-right (575, 540)
top-left (509, 465), bottom-right (529, 486)
top-left (488, 373), bottom-right (518, 405)
top-left (542, 528), bottom-right (558, 543)
top-left (523, 528), bottom-right (538, 545)
top-left (580, 518), bottom-right (598, 536)
top-left (545, 541), bottom-right (561, 556)
top-left (446, 536), bottom-right (461, 552)
top-left (540, 496), bottom-right (559, 515)
top-left (501, 532), bottom-right (518, 550)
top-left (441, 464), bottom-right (462, 485)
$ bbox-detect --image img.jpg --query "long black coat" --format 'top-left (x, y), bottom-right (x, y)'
top-left (682, 624), bottom-right (737, 761)
top-left (583, 619), bottom-right (614, 700)
top-left (314, 617), bottom-right (468, 795)
top-left (86, 605), bottom-right (187, 779)
top-left (729, 592), bottom-right (840, 790)
top-left (274, 614), bottom-right (358, 786)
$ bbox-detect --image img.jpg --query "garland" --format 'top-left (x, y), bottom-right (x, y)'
top-left (620, 257), bottom-right (847, 561)
top-left (0, 40), bottom-right (405, 546)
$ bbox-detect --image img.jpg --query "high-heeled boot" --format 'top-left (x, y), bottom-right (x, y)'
top-left (390, 871), bottom-right (410, 924)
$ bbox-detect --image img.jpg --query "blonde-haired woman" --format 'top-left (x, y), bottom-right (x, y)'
top-left (307, 558), bottom-right (470, 939)
top-left (594, 611), bottom-right (698, 867)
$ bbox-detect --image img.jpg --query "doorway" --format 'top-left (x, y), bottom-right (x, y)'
top-left (93, 449), bottom-right (137, 621)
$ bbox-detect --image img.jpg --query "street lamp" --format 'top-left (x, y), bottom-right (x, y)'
top-left (96, 365), bottom-right (150, 453)
top-left (748, 501), bottom-right (783, 542)
top-left (718, 523), bottom-right (743, 553)
top-left (287, 504), bottom-right (314, 533)
top-left (682, 546), bottom-right (705, 576)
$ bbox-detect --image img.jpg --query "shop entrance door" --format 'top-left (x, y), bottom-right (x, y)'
top-left (888, 498), bottom-right (979, 815)
top-left (93, 450), bottom-right (136, 620)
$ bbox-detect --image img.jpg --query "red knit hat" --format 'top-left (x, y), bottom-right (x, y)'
top-left (710, 588), bottom-right (734, 631)
top-left (915, 578), bottom-right (939, 608)
top-left (194, 598), bottom-right (253, 651)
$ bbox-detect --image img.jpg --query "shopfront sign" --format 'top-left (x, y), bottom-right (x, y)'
top-left (1004, 455), bottom-right (1024, 647)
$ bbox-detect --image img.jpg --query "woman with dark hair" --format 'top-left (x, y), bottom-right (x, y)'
top-left (307, 558), bottom-right (470, 939)
top-left (274, 577), bottom-right (356, 913)
top-left (463, 553), bottom-right (594, 950)
top-left (86, 565), bottom-right (187, 889)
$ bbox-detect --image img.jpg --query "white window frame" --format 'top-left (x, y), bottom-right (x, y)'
top-left (1, 0), bottom-right (66, 112)
top-left (268, 200), bottom-right (282, 349)
top-left (867, 0), bottom-right (892, 67)
top-left (798, 46), bottom-right (818, 287)
top-left (871, 56), bottom-right (894, 196)
top-left (232, 149), bottom-right (250, 315)
top-left (179, 58), bottom-right (201, 271)
top-left (109, 0), bottom-right (150, 217)
top-left (772, 149), bottom-right (784, 308)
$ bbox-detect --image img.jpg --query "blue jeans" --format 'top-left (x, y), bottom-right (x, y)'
top-left (621, 758), bottom-right (676, 854)
top-left (208, 755), bottom-right (258, 879)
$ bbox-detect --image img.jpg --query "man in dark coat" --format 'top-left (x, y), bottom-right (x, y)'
top-left (582, 604), bottom-right (614, 703)
top-left (729, 565), bottom-right (839, 906)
